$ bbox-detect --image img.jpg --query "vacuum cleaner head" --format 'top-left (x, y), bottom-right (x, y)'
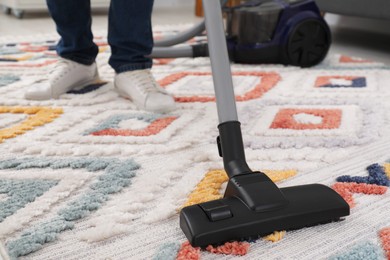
top-left (225, 0), bottom-right (331, 67)
top-left (180, 172), bottom-right (350, 247)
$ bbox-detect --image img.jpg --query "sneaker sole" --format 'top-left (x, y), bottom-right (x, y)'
top-left (52, 74), bottom-right (101, 99)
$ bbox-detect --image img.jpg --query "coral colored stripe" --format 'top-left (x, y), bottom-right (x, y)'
top-left (154, 58), bottom-right (175, 65)
top-left (332, 182), bottom-right (387, 208)
top-left (340, 55), bottom-right (373, 63)
top-left (206, 241), bottom-right (250, 256)
top-left (96, 42), bottom-right (108, 47)
top-left (270, 109), bottom-right (342, 130)
top-left (158, 71), bottom-right (280, 102)
top-left (20, 46), bottom-right (48, 52)
top-left (176, 242), bottom-right (200, 260)
top-left (379, 228), bottom-right (390, 260)
top-left (91, 117), bottom-right (177, 137)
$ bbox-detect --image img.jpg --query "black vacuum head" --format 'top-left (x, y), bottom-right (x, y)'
top-left (180, 173), bottom-right (349, 247)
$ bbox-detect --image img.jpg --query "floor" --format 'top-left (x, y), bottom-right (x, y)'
top-left (0, 5), bottom-right (390, 64)
top-left (325, 15), bottom-right (390, 64)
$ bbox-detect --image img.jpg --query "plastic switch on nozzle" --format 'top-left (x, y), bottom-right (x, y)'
top-left (199, 200), bottom-right (233, 221)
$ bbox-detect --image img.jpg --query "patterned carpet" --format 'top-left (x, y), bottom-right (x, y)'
top-left (0, 26), bottom-right (389, 260)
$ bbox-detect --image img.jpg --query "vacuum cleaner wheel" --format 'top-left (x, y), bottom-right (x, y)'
top-left (286, 19), bottom-right (331, 67)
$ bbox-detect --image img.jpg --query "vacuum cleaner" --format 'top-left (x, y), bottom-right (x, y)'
top-left (179, 0), bottom-right (350, 247)
top-left (152, 0), bottom-right (331, 68)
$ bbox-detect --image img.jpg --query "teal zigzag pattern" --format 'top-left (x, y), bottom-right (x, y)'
top-left (329, 241), bottom-right (386, 260)
top-left (0, 179), bottom-right (58, 222)
top-left (0, 75), bottom-right (20, 87)
top-left (0, 157), bottom-right (140, 259)
top-left (83, 113), bottom-right (162, 135)
top-left (153, 242), bottom-right (181, 260)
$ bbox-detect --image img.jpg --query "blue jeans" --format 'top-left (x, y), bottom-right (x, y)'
top-left (46, 0), bottom-right (154, 73)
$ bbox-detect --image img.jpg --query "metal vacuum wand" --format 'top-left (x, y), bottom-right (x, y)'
top-left (203, 0), bottom-right (252, 179)
top-left (203, 0), bottom-right (238, 124)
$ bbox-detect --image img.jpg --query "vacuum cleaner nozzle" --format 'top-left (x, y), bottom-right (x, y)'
top-left (180, 172), bottom-right (350, 247)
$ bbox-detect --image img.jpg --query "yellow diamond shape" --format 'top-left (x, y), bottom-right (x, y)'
top-left (1, 53), bottom-right (34, 61)
top-left (182, 169), bottom-right (297, 209)
top-left (0, 106), bottom-right (63, 143)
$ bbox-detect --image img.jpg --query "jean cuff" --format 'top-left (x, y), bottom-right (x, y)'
top-left (115, 62), bottom-right (153, 74)
top-left (59, 54), bottom-right (96, 66)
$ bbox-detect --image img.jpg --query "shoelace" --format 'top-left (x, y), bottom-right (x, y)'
top-left (50, 59), bottom-right (74, 84)
top-left (133, 70), bottom-right (165, 95)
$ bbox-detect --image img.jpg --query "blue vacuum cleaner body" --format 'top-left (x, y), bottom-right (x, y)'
top-left (226, 0), bottom-right (331, 67)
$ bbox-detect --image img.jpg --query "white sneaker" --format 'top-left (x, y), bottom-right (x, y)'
top-left (114, 69), bottom-right (176, 113)
top-left (25, 58), bottom-right (100, 100)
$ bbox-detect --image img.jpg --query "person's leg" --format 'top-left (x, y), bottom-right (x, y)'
top-left (107, 0), bottom-right (154, 73)
top-left (25, 0), bottom-right (100, 100)
top-left (47, 0), bottom-right (98, 65)
top-left (108, 0), bottom-right (175, 113)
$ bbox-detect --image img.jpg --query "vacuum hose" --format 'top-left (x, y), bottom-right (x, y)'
top-left (151, 0), bottom-right (229, 58)
top-left (154, 20), bottom-right (206, 47)
top-left (150, 46), bottom-right (194, 58)
top-left (151, 44), bottom-right (209, 58)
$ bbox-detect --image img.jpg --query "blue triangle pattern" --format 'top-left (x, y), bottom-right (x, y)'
top-left (0, 157), bottom-right (140, 259)
top-left (0, 179), bottom-right (58, 222)
top-left (329, 241), bottom-right (386, 260)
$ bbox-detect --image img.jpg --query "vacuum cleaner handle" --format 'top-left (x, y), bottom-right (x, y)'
top-left (203, 0), bottom-right (238, 124)
top-left (202, 3), bottom-right (286, 215)
top-left (203, 0), bottom-right (254, 178)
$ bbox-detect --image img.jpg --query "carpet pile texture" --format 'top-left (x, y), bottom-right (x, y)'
top-left (0, 26), bottom-right (389, 259)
